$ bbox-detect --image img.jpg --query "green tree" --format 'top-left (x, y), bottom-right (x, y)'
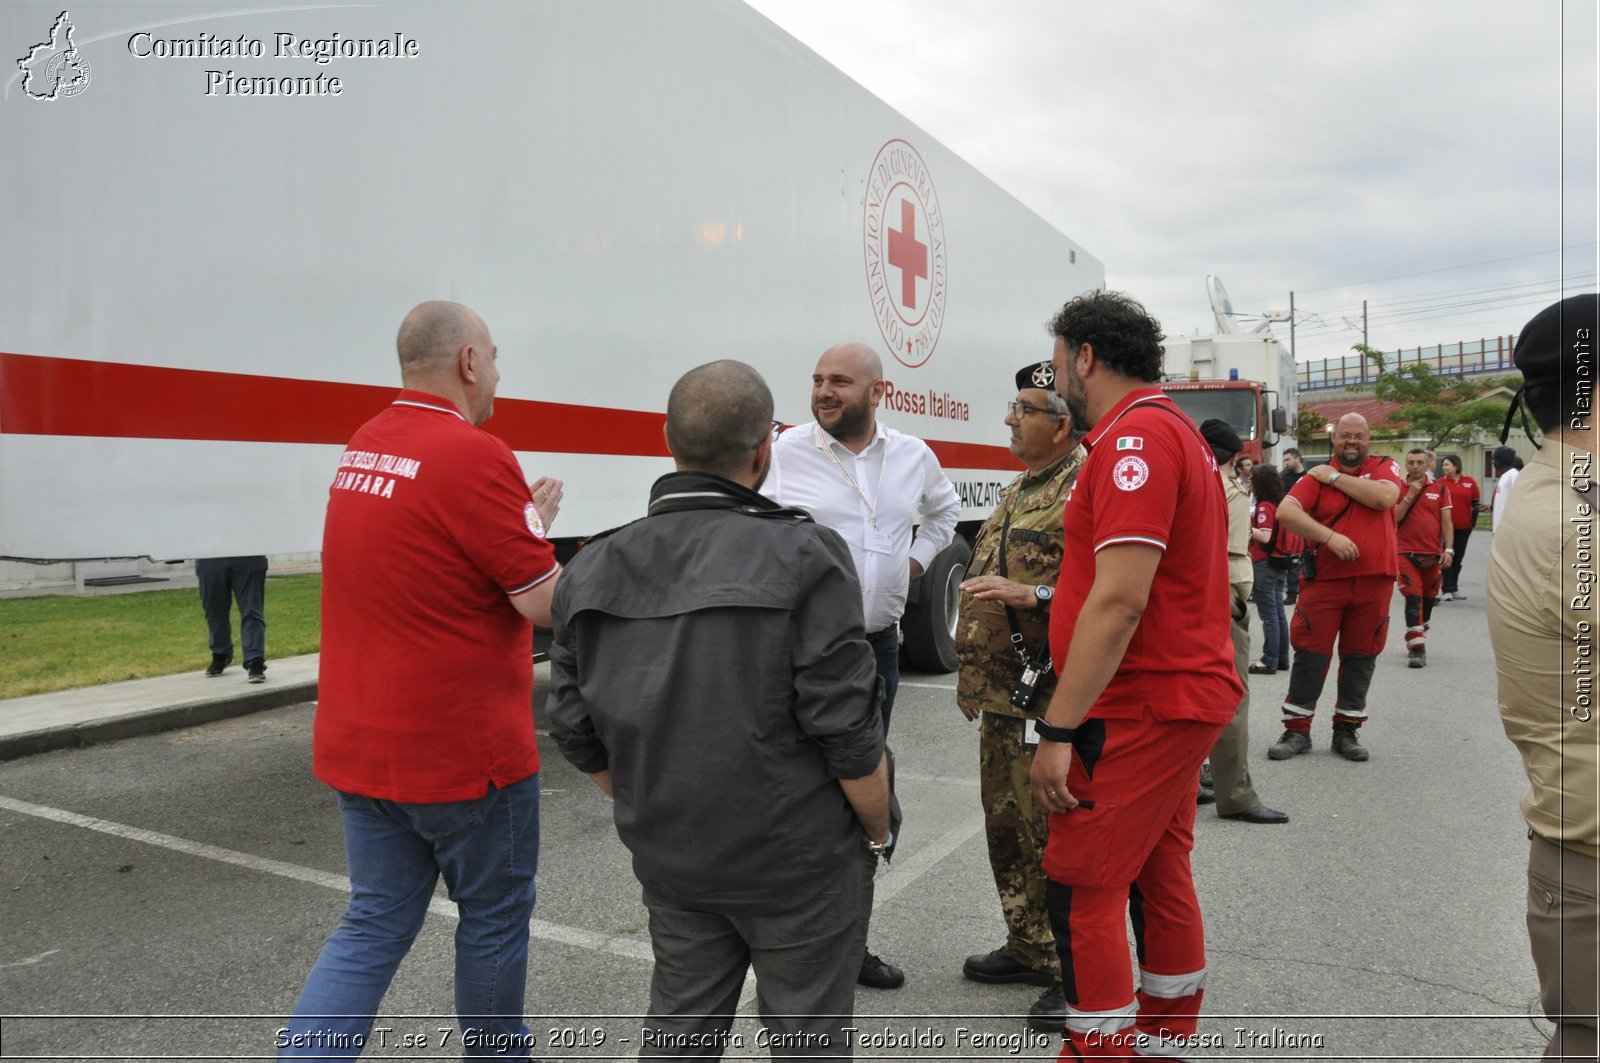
top-left (1356, 343), bottom-right (1514, 450)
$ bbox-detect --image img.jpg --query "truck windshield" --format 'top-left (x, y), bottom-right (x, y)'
top-left (1162, 390), bottom-right (1258, 442)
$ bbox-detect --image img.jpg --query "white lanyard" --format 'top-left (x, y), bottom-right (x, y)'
top-left (816, 424), bottom-right (888, 529)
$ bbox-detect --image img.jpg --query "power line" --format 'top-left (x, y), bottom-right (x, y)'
top-left (1165, 243), bottom-right (1600, 324)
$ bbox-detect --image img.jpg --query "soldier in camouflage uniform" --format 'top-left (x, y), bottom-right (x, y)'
top-left (956, 361), bottom-right (1084, 1031)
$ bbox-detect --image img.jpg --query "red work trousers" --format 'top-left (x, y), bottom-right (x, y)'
top-left (1041, 710), bottom-right (1225, 1060)
top-left (1283, 574), bottom-right (1392, 729)
top-left (1396, 555), bottom-right (1443, 650)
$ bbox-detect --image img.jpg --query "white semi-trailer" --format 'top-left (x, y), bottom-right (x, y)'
top-left (1, 0), bottom-right (1103, 668)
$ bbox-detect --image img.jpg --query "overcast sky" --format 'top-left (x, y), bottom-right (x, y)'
top-left (746, 0), bottom-right (1599, 366)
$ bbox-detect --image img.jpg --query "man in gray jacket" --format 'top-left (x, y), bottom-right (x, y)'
top-left (547, 359), bottom-right (892, 1059)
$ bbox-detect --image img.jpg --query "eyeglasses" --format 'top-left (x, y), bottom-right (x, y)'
top-left (753, 420), bottom-right (785, 449)
top-left (1006, 400), bottom-right (1059, 419)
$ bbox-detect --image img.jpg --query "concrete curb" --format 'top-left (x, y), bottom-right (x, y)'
top-left (0, 680), bottom-right (318, 761)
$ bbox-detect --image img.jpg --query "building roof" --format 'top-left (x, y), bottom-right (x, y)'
top-left (1300, 397), bottom-right (1409, 434)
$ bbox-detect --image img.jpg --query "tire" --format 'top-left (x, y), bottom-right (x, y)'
top-left (900, 538), bottom-right (972, 673)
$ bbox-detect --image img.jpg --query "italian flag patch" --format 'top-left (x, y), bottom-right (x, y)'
top-left (1116, 436), bottom-right (1144, 451)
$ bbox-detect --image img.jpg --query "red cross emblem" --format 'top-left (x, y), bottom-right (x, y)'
top-left (887, 199), bottom-right (928, 310)
top-left (862, 138), bottom-right (946, 368)
top-left (1113, 456), bottom-right (1149, 491)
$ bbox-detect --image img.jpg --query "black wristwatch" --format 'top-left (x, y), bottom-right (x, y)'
top-left (1034, 584), bottom-right (1053, 604)
top-left (1034, 720), bottom-right (1077, 743)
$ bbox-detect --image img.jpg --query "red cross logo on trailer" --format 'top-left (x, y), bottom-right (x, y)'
top-left (863, 139), bottom-right (947, 369)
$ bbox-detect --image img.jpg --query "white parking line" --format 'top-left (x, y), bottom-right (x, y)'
top-left (0, 794), bottom-right (654, 962)
top-left (897, 679), bottom-right (957, 690)
top-left (0, 788), bottom-right (980, 992)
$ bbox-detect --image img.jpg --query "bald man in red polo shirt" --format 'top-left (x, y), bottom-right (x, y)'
top-left (1029, 290), bottom-right (1241, 1061)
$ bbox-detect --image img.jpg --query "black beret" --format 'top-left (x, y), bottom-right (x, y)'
top-left (1016, 361), bottom-right (1056, 392)
top-left (1514, 293), bottom-right (1600, 389)
top-left (1199, 418), bottom-right (1243, 456)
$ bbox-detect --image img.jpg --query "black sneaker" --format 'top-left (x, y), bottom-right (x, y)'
top-left (858, 949), bottom-right (904, 989)
top-left (245, 658), bottom-right (267, 684)
top-left (1026, 983), bottom-right (1067, 1033)
top-left (204, 654), bottom-right (229, 678)
top-left (1267, 730), bottom-right (1311, 760)
top-left (1408, 647), bottom-right (1426, 668)
top-left (1331, 723), bottom-right (1369, 761)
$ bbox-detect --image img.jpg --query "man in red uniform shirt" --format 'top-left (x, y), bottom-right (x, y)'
top-left (281, 301), bottom-right (563, 1059)
top-left (1438, 453), bottom-right (1480, 600)
top-left (1393, 448), bottom-right (1454, 668)
top-left (1270, 412), bottom-right (1402, 763)
top-left (1029, 290), bottom-right (1241, 1060)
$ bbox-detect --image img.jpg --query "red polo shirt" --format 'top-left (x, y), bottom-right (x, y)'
top-left (1287, 454), bottom-right (1404, 581)
top-left (1248, 500), bottom-right (1278, 564)
top-left (1442, 474), bottom-right (1479, 530)
top-left (1396, 479), bottom-right (1452, 555)
top-left (315, 391), bottom-right (559, 802)
top-left (1049, 389), bottom-right (1241, 724)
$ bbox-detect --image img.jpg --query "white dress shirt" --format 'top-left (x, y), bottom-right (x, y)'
top-left (765, 420), bottom-right (961, 632)
top-left (1492, 465), bottom-right (1520, 532)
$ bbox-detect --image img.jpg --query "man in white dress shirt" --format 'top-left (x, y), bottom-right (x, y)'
top-left (765, 339), bottom-right (961, 990)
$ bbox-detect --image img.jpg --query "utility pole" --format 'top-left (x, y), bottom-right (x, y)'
top-left (1289, 290), bottom-right (1296, 362)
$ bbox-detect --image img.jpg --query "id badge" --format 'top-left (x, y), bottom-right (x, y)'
top-left (1023, 718), bottom-right (1040, 746)
top-left (865, 528), bottom-right (895, 555)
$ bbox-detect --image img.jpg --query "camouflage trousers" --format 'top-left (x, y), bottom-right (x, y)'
top-left (979, 711), bottom-right (1060, 975)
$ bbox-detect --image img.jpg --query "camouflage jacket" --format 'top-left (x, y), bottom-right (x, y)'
top-left (955, 446), bottom-right (1085, 719)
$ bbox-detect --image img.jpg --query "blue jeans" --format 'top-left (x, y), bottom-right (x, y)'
top-left (1252, 560), bottom-right (1290, 669)
top-left (280, 774), bottom-right (541, 1060)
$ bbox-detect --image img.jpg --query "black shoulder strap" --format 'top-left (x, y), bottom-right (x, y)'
top-left (737, 504), bottom-right (814, 523)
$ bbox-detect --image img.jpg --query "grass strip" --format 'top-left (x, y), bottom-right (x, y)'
top-left (0, 574), bottom-right (321, 698)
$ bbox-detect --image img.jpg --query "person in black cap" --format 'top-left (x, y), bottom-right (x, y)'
top-left (1487, 292), bottom-right (1600, 1061)
top-left (1198, 419), bottom-right (1288, 825)
top-left (954, 359), bottom-right (1085, 1030)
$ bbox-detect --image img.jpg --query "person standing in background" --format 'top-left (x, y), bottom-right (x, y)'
top-left (1438, 454), bottom-right (1480, 601)
top-left (197, 555), bottom-right (269, 682)
top-left (1491, 445), bottom-right (1521, 533)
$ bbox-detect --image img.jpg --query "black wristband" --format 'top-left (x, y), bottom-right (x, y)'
top-left (1034, 720), bottom-right (1077, 743)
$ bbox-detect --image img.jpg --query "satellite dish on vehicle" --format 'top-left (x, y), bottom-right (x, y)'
top-left (1207, 275), bottom-right (1237, 334)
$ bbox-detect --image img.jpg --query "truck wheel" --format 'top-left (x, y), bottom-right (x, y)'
top-left (900, 539), bottom-right (972, 674)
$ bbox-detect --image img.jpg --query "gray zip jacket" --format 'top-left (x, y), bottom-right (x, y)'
top-left (546, 472), bottom-right (883, 913)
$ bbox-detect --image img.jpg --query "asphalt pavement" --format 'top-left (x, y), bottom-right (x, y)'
top-left (0, 558), bottom-right (1557, 1061)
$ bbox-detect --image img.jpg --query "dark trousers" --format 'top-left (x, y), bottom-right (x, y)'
top-left (196, 556), bottom-right (268, 663)
top-left (1442, 526), bottom-right (1473, 593)
top-left (1210, 582), bottom-right (1262, 816)
top-left (867, 625), bottom-right (901, 736)
top-left (639, 855), bottom-right (874, 1060)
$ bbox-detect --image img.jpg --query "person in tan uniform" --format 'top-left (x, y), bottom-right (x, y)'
top-left (1487, 292), bottom-right (1600, 1062)
top-left (1198, 419), bottom-right (1288, 825)
top-left (955, 360), bottom-right (1084, 1031)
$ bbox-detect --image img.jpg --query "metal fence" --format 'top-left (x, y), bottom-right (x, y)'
top-left (1298, 335), bottom-right (1518, 392)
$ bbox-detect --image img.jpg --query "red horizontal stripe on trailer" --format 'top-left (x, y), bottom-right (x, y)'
top-left (0, 353), bottom-right (669, 456)
top-left (924, 438), bottom-right (1022, 472)
top-left (0, 353), bottom-right (1017, 467)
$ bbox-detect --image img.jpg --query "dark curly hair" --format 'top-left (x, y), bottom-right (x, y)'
top-left (1048, 289), bottom-right (1166, 383)
top-left (1252, 464), bottom-right (1286, 506)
